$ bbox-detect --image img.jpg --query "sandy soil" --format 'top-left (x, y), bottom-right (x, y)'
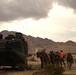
top-left (0, 60), bottom-right (76, 75)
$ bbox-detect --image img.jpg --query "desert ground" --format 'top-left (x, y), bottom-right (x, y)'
top-left (0, 55), bottom-right (76, 75)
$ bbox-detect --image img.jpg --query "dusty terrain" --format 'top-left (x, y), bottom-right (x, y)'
top-left (0, 60), bottom-right (76, 75)
top-left (0, 61), bottom-right (41, 75)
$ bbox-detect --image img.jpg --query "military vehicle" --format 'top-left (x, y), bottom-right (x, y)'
top-left (0, 32), bottom-right (28, 70)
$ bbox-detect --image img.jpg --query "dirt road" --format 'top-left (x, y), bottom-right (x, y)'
top-left (0, 70), bottom-right (37, 75)
top-left (0, 61), bottom-right (76, 75)
top-left (0, 61), bottom-right (40, 75)
top-left (63, 63), bottom-right (76, 75)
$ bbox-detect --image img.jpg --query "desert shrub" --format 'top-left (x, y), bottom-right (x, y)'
top-left (43, 64), bottom-right (65, 75)
top-left (43, 64), bottom-right (55, 74)
top-left (54, 65), bottom-right (65, 74)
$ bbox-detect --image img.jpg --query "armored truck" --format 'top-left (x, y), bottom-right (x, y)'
top-left (0, 32), bottom-right (28, 70)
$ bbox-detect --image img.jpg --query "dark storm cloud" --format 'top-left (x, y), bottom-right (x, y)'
top-left (56, 0), bottom-right (76, 10)
top-left (0, 0), bottom-right (53, 22)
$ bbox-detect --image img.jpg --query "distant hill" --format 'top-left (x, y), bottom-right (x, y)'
top-left (0, 30), bottom-right (76, 54)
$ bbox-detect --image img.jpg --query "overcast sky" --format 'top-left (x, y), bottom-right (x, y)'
top-left (0, 0), bottom-right (76, 42)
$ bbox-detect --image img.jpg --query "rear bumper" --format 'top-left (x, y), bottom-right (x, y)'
top-left (0, 50), bottom-right (25, 66)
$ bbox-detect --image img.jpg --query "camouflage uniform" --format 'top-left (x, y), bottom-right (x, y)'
top-left (49, 51), bottom-right (55, 64)
top-left (36, 50), bottom-right (49, 68)
top-left (54, 51), bottom-right (60, 65)
top-left (66, 53), bottom-right (73, 69)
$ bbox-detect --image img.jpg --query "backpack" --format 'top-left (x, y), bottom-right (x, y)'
top-left (55, 53), bottom-right (60, 60)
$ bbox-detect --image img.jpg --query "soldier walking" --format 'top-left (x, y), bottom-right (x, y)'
top-left (36, 49), bottom-right (49, 68)
top-left (66, 52), bottom-right (73, 69)
top-left (54, 51), bottom-right (60, 66)
top-left (49, 51), bottom-right (55, 64)
top-left (60, 50), bottom-right (66, 67)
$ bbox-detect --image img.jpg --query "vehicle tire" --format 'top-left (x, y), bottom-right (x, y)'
top-left (18, 64), bottom-right (25, 71)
